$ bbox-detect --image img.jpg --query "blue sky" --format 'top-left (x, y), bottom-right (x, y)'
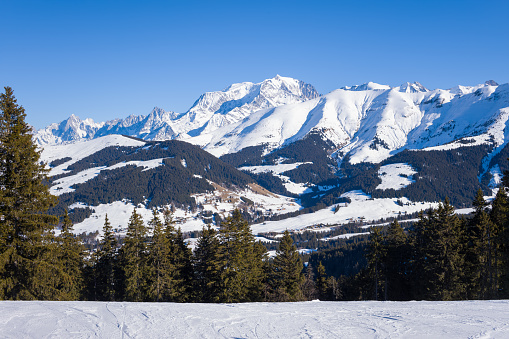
top-left (2, 0), bottom-right (508, 129)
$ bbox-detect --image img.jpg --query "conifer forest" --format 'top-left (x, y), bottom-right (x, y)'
top-left (2, 86), bottom-right (509, 303)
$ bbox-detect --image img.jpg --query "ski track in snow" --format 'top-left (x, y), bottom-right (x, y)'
top-left (1, 300), bottom-right (509, 338)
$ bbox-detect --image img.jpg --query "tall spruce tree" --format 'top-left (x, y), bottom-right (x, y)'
top-left (163, 209), bottom-right (193, 302)
top-left (0, 87), bottom-right (60, 300)
top-left (94, 214), bottom-right (118, 301)
top-left (121, 208), bottom-right (148, 301)
top-left (193, 225), bottom-right (222, 302)
top-left (366, 226), bottom-right (386, 300)
top-left (218, 209), bottom-right (265, 303)
top-left (491, 186), bottom-right (509, 298)
top-left (57, 211), bottom-right (85, 300)
top-left (384, 220), bottom-right (409, 300)
top-left (411, 199), bottom-right (464, 300)
top-left (270, 230), bottom-right (304, 301)
top-left (466, 189), bottom-right (497, 299)
top-left (147, 209), bottom-right (174, 302)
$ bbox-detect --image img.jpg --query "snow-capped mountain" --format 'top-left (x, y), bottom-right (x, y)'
top-left (35, 75), bottom-right (319, 145)
top-left (37, 77), bottom-right (508, 169)
top-left (193, 80), bottom-right (508, 165)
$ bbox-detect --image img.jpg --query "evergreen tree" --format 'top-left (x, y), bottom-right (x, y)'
top-left (466, 189), bottom-right (497, 299)
top-left (366, 227), bottom-right (386, 300)
top-left (490, 187), bottom-right (509, 298)
top-left (147, 209), bottom-right (174, 302)
top-left (121, 208), bottom-right (148, 301)
top-left (57, 211), bottom-right (85, 300)
top-left (270, 230), bottom-right (304, 301)
top-left (94, 214), bottom-right (119, 301)
top-left (163, 209), bottom-right (193, 302)
top-left (193, 225), bottom-right (222, 302)
top-left (301, 263), bottom-right (317, 300)
top-left (218, 209), bottom-right (265, 302)
top-left (411, 199), bottom-right (465, 300)
top-left (0, 87), bottom-right (60, 300)
top-left (384, 220), bottom-right (409, 300)
top-left (315, 261), bottom-right (329, 300)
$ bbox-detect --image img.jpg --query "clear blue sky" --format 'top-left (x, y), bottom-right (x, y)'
top-left (3, 0), bottom-right (508, 129)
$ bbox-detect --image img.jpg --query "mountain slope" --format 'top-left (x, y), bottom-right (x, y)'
top-left (195, 81), bottom-right (509, 165)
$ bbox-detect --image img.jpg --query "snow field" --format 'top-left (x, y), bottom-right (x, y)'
top-left (376, 163), bottom-right (417, 190)
top-left (40, 135), bottom-right (147, 176)
top-left (1, 300), bottom-right (509, 338)
top-left (251, 190), bottom-right (439, 234)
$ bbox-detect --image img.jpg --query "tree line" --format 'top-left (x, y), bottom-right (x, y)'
top-left (342, 188), bottom-right (509, 301)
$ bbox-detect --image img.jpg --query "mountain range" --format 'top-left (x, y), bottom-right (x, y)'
top-left (36, 76), bottom-right (508, 165)
top-left (36, 76), bottom-right (509, 235)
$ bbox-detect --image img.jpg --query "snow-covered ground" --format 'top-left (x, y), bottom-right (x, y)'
top-left (251, 190), bottom-right (438, 234)
top-left (1, 300), bottom-right (508, 338)
top-left (40, 135), bottom-right (146, 176)
top-left (376, 163), bottom-right (416, 190)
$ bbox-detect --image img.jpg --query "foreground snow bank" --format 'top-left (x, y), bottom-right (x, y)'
top-left (1, 300), bottom-right (508, 338)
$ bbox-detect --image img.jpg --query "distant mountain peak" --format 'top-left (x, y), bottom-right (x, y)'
top-left (398, 81), bottom-right (429, 93)
top-left (485, 80), bottom-right (499, 86)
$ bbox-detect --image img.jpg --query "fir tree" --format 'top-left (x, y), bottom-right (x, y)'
top-left (218, 209), bottom-right (265, 303)
top-left (301, 263), bottom-right (317, 300)
top-left (270, 230), bottom-right (304, 301)
top-left (0, 87), bottom-right (60, 300)
top-left (121, 208), bottom-right (148, 301)
top-left (315, 261), bottom-right (329, 300)
top-left (163, 209), bottom-right (193, 302)
top-left (193, 225), bottom-right (222, 302)
top-left (490, 187), bottom-right (509, 298)
top-left (146, 209), bottom-right (174, 302)
top-left (411, 199), bottom-right (465, 300)
top-left (466, 189), bottom-right (497, 299)
top-left (366, 227), bottom-right (386, 300)
top-left (57, 210), bottom-right (85, 300)
top-left (384, 220), bottom-right (409, 300)
top-left (94, 214), bottom-right (118, 301)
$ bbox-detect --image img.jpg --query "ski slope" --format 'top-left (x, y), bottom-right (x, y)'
top-left (1, 300), bottom-right (508, 338)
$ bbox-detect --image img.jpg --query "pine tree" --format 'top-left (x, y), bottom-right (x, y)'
top-left (0, 87), bottom-right (60, 300)
top-left (490, 187), bottom-right (509, 298)
top-left (384, 220), bottom-right (409, 300)
top-left (315, 261), bottom-right (329, 300)
top-left (218, 209), bottom-right (265, 302)
top-left (270, 230), bottom-right (304, 301)
top-left (57, 210), bottom-right (85, 300)
top-left (163, 209), bottom-right (193, 302)
top-left (94, 214), bottom-right (118, 301)
top-left (193, 225), bottom-right (222, 302)
top-left (366, 227), bottom-right (386, 300)
top-left (411, 199), bottom-right (464, 300)
top-left (146, 209), bottom-right (174, 302)
top-left (121, 208), bottom-right (148, 301)
top-left (301, 263), bottom-right (317, 300)
top-left (466, 189), bottom-right (497, 299)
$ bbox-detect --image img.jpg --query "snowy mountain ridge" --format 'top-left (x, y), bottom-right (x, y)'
top-left (35, 75), bottom-right (318, 145)
top-left (36, 77), bottom-right (508, 166)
